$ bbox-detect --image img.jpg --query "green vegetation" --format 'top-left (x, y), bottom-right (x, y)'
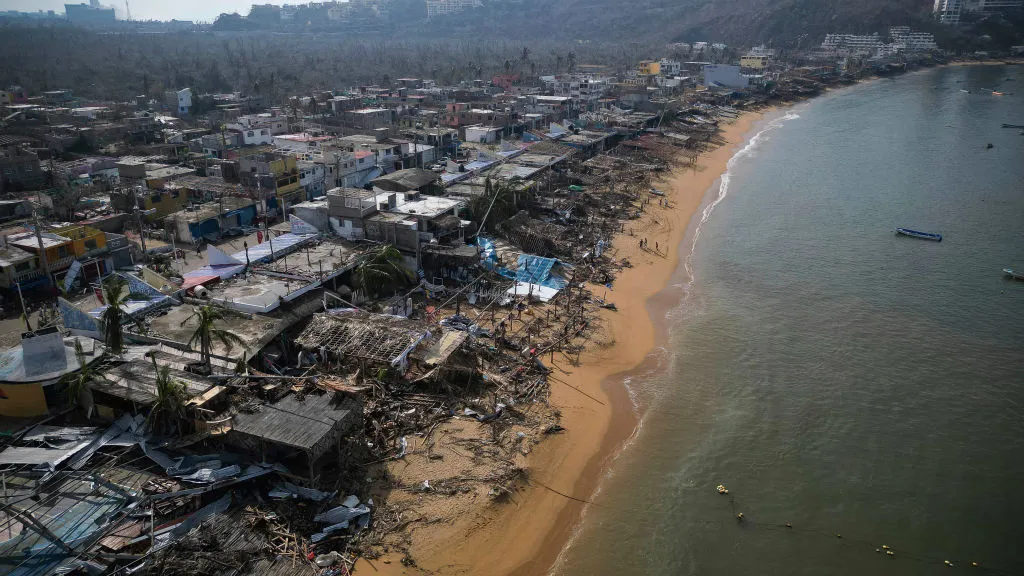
top-left (181, 305), bottom-right (246, 373)
top-left (100, 275), bottom-right (128, 355)
top-left (353, 244), bottom-right (414, 299)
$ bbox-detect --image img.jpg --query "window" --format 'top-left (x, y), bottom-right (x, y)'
top-left (84, 239), bottom-right (98, 250)
top-left (171, 190), bottom-right (180, 198)
top-left (344, 197), bottom-right (361, 209)
top-left (151, 195), bottom-right (162, 203)
top-left (247, 131), bottom-right (254, 137)
top-left (14, 262), bottom-right (30, 272)
top-left (57, 246), bottom-right (70, 258)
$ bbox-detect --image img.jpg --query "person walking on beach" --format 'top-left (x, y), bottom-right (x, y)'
top-left (655, 241), bottom-right (659, 253)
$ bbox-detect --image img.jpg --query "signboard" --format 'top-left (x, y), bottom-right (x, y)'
top-left (289, 215), bottom-right (319, 236)
top-left (64, 260), bottom-right (83, 293)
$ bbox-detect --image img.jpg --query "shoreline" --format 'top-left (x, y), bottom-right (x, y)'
top-left (360, 108), bottom-right (776, 576)
top-left (355, 59), bottom-right (1019, 576)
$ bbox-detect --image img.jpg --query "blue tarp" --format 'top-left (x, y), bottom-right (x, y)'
top-left (513, 254), bottom-right (569, 290)
top-left (88, 273), bottom-right (171, 320)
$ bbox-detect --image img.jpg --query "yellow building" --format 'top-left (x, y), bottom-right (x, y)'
top-left (638, 60), bottom-right (662, 76)
top-left (52, 225), bottom-right (107, 258)
top-left (7, 230), bottom-right (75, 271)
top-left (240, 151), bottom-right (303, 216)
top-left (740, 55), bottom-right (771, 70)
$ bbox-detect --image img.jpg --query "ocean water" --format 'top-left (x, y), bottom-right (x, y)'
top-left (553, 65), bottom-right (1024, 575)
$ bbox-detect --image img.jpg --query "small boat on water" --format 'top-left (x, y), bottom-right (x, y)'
top-left (1005, 268), bottom-right (1024, 280)
top-left (960, 89), bottom-right (971, 93)
top-left (896, 228), bottom-right (943, 241)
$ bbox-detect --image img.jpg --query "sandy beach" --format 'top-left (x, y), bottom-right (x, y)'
top-left (355, 108), bottom-right (772, 576)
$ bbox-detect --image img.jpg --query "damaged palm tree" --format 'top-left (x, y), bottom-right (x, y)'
top-left (64, 339), bottom-right (95, 416)
top-left (100, 274), bottom-right (129, 355)
top-left (353, 244), bottom-right (413, 300)
top-left (182, 305), bottom-right (245, 374)
top-left (146, 352), bottom-right (187, 434)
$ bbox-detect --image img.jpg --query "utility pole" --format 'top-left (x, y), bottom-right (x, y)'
top-left (133, 203), bottom-right (148, 255)
top-left (32, 211), bottom-right (53, 289)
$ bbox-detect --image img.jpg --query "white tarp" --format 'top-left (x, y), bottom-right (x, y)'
top-left (506, 281), bottom-right (560, 303)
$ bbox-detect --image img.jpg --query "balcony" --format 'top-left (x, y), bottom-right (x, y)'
top-left (13, 269), bottom-right (42, 284)
top-left (50, 255), bottom-right (76, 271)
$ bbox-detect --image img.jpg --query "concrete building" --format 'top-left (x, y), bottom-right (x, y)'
top-left (341, 108), bottom-right (394, 129)
top-left (164, 197), bottom-right (258, 244)
top-left (638, 61), bottom-right (662, 76)
top-left (740, 55), bottom-right (771, 71)
top-left (934, 0), bottom-right (961, 23)
top-left (545, 75), bottom-right (611, 104)
top-left (890, 27), bottom-right (939, 52)
top-left (425, 0), bottom-right (481, 18)
top-left (65, 3), bottom-right (115, 25)
top-left (0, 148), bottom-right (45, 191)
top-left (176, 88), bottom-right (192, 116)
top-left (326, 187), bottom-right (380, 240)
top-left (239, 151), bottom-right (304, 217)
top-left (465, 125), bottom-right (503, 144)
top-left (0, 243), bottom-right (42, 290)
top-left (822, 33), bottom-right (884, 56)
top-left (659, 59), bottom-right (682, 76)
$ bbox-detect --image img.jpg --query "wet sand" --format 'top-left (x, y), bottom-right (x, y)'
top-left (356, 108), bottom-right (771, 576)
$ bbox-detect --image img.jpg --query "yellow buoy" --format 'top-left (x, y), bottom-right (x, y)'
top-left (886, 550), bottom-right (895, 557)
top-left (881, 545), bottom-right (890, 550)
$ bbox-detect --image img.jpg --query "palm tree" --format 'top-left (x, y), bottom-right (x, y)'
top-left (146, 352), bottom-right (187, 434)
top-left (181, 305), bottom-right (246, 373)
top-left (100, 275), bottom-right (129, 355)
top-left (65, 339), bottom-right (95, 416)
top-left (353, 244), bottom-right (413, 299)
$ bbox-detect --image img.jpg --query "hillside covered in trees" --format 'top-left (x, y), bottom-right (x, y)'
top-left (0, 0), bottom-right (1020, 100)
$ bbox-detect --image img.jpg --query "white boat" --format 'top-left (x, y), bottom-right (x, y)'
top-left (1005, 268), bottom-right (1024, 280)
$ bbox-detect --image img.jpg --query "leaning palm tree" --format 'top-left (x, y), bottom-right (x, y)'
top-left (182, 305), bottom-right (246, 373)
top-left (353, 244), bottom-right (414, 299)
top-left (65, 339), bottom-right (95, 417)
top-left (100, 275), bottom-right (129, 355)
top-left (146, 353), bottom-right (187, 435)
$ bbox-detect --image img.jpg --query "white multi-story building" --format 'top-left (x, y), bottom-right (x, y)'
top-left (659, 59), bottom-right (682, 76)
top-left (890, 27), bottom-right (939, 52)
top-left (545, 74), bottom-right (611, 103)
top-left (822, 33), bottom-right (883, 56)
top-left (934, 0), bottom-right (963, 23)
top-left (964, 0), bottom-right (1023, 13)
top-left (425, 0), bottom-right (481, 18)
top-left (176, 88), bottom-right (192, 116)
top-left (748, 45), bottom-right (776, 58)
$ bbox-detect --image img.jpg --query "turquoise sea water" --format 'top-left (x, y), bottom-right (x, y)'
top-left (553, 65), bottom-right (1024, 575)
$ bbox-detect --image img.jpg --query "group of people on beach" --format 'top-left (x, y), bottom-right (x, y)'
top-left (640, 237), bottom-right (660, 254)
